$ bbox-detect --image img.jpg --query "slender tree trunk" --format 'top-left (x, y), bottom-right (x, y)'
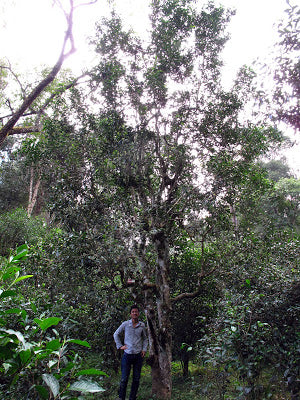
top-left (146, 231), bottom-right (172, 400)
top-left (27, 166), bottom-right (41, 217)
top-left (229, 204), bottom-right (238, 231)
top-left (181, 353), bottom-right (189, 378)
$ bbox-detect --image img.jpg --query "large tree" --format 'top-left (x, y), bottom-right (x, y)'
top-left (25, 1), bottom-right (284, 398)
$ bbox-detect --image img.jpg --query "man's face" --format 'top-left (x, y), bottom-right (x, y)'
top-left (130, 308), bottom-right (139, 320)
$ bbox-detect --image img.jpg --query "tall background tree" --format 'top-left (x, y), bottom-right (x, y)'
top-left (21, 1), bottom-right (285, 398)
top-left (273, 1), bottom-right (299, 130)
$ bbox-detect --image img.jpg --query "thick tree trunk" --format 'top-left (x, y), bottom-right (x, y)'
top-left (146, 305), bottom-right (172, 400)
top-left (150, 344), bottom-right (172, 399)
top-left (145, 231), bottom-right (172, 399)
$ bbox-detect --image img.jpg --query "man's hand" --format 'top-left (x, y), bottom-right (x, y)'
top-left (141, 351), bottom-right (146, 358)
top-left (120, 345), bottom-right (127, 350)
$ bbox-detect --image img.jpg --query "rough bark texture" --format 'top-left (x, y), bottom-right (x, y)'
top-left (145, 231), bottom-right (172, 399)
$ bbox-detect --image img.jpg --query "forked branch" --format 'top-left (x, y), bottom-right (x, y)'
top-left (0, 0), bottom-right (89, 147)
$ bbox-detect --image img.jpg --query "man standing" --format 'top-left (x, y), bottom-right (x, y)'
top-left (113, 305), bottom-right (148, 400)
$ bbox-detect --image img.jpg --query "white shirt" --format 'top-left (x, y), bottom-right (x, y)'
top-left (113, 319), bottom-right (148, 354)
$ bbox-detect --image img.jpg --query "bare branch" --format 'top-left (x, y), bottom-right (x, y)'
top-left (1, 111), bottom-right (38, 121)
top-left (74, 0), bottom-right (98, 8)
top-left (171, 265), bottom-right (218, 304)
top-left (0, 0), bottom-right (78, 147)
top-left (171, 288), bottom-right (203, 303)
top-left (1, 61), bottom-right (27, 97)
top-left (5, 99), bottom-right (14, 114)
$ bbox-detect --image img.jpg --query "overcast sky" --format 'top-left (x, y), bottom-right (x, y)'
top-left (1, 0), bottom-right (299, 174)
top-left (0, 0), bottom-right (288, 76)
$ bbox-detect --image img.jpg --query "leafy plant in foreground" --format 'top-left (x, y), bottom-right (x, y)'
top-left (0, 244), bottom-right (106, 399)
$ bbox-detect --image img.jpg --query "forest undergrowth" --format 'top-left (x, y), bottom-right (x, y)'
top-left (82, 356), bottom-right (292, 400)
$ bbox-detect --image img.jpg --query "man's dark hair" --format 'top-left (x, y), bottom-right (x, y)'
top-left (130, 304), bottom-right (139, 312)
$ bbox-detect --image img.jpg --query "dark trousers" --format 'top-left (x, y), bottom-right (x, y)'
top-left (118, 352), bottom-right (143, 400)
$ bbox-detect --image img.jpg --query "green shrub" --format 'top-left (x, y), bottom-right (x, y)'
top-left (0, 209), bottom-right (47, 256)
top-left (0, 245), bottom-right (106, 399)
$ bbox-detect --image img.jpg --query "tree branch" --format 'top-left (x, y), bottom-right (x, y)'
top-left (6, 126), bottom-right (41, 136)
top-left (171, 266), bottom-right (218, 304)
top-left (1, 61), bottom-right (27, 98)
top-left (1, 111), bottom-right (38, 121)
top-left (74, 0), bottom-right (98, 8)
top-left (171, 287), bottom-right (203, 303)
top-left (2, 74), bottom-right (89, 139)
top-left (0, 0), bottom-right (77, 147)
top-left (98, 278), bottom-right (156, 292)
top-left (37, 73), bottom-right (88, 118)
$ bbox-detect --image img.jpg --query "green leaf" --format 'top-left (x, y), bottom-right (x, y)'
top-left (0, 336), bottom-right (13, 346)
top-left (13, 244), bottom-right (29, 261)
top-left (0, 290), bottom-right (17, 299)
top-left (35, 385), bottom-right (49, 400)
top-left (0, 329), bottom-right (26, 347)
top-left (16, 244), bottom-right (29, 253)
top-left (34, 317), bottom-right (62, 331)
top-left (46, 339), bottom-right (61, 351)
top-left (48, 360), bottom-right (58, 369)
top-left (2, 266), bottom-right (20, 281)
top-left (14, 275), bottom-right (33, 283)
top-left (76, 368), bottom-right (108, 377)
top-left (61, 362), bottom-right (75, 374)
top-left (69, 380), bottom-right (105, 393)
top-left (19, 349), bottom-right (32, 364)
top-left (67, 339), bottom-right (91, 348)
top-left (21, 309), bottom-right (27, 320)
top-left (3, 308), bottom-right (22, 315)
top-left (42, 374), bottom-right (60, 397)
